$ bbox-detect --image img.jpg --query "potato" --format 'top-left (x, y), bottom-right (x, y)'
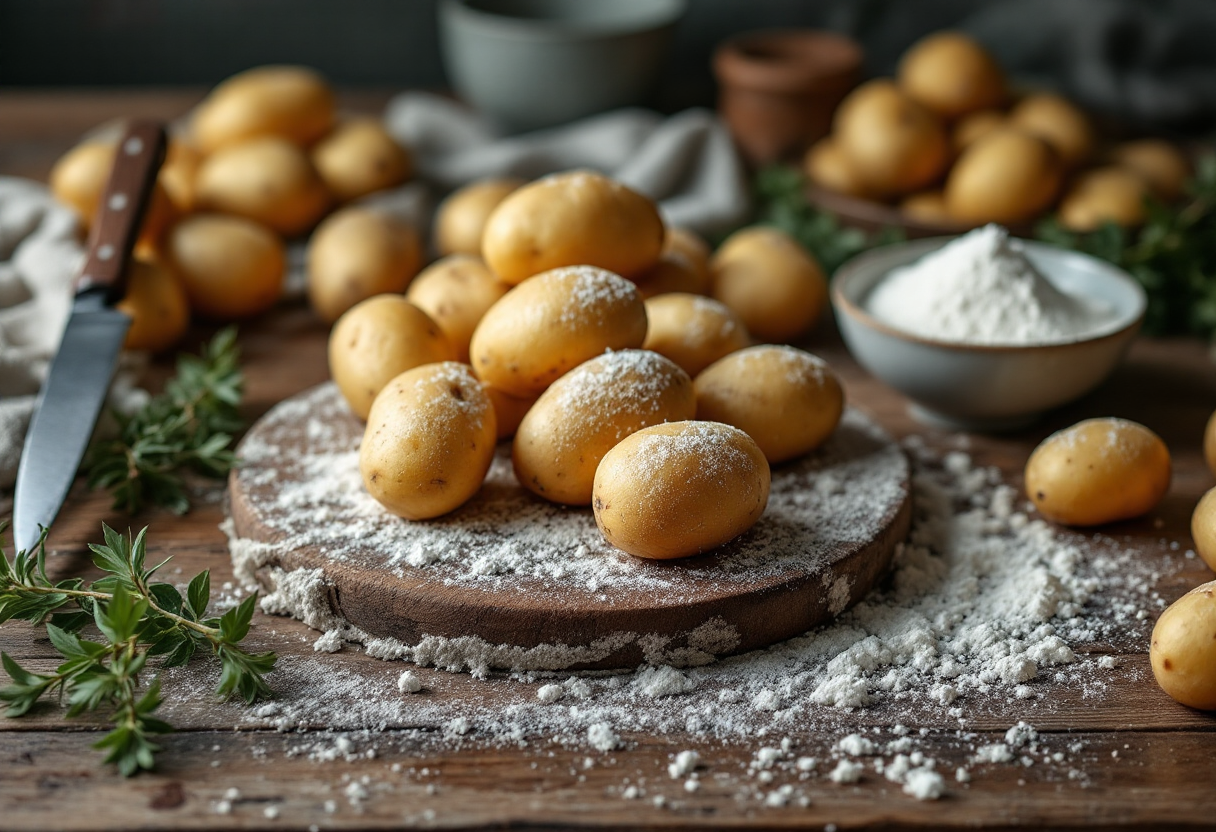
top-left (311, 118), bottom-right (412, 202)
top-left (1192, 488), bottom-right (1216, 573)
top-left (195, 137), bottom-right (330, 237)
top-left (159, 138), bottom-right (204, 213)
top-left (833, 79), bottom-right (949, 196)
top-left (632, 227), bottom-right (713, 299)
top-left (1150, 581), bottom-right (1216, 710)
top-left (329, 295), bottom-right (454, 420)
top-left (592, 421), bottom-right (770, 560)
top-left (1205, 409), bottom-right (1216, 478)
top-left (900, 190), bottom-right (954, 224)
top-left (481, 170), bottom-right (664, 284)
top-left (433, 177), bottom-right (524, 257)
top-left (642, 293), bottom-right (750, 377)
top-left (695, 345), bottom-right (844, 464)
top-left (307, 207), bottom-right (422, 323)
top-left (945, 128), bottom-right (1062, 225)
top-left (482, 383), bottom-right (537, 440)
top-left (406, 255), bottom-right (510, 362)
top-left (1009, 93), bottom-right (1093, 168)
top-left (360, 362), bottom-right (496, 520)
top-left (192, 65), bottom-right (335, 152)
top-left (1059, 167), bottom-right (1147, 232)
top-left (711, 226), bottom-right (827, 343)
top-left (513, 350), bottom-right (693, 505)
top-left (1024, 418), bottom-right (1171, 526)
top-left (898, 32), bottom-right (1007, 119)
top-left (803, 137), bottom-right (871, 198)
top-left (470, 265), bottom-right (647, 397)
top-left (116, 257), bottom-right (190, 353)
top-left (952, 109), bottom-right (1006, 153)
top-left (1109, 139), bottom-right (1190, 201)
top-left (165, 214), bottom-right (285, 320)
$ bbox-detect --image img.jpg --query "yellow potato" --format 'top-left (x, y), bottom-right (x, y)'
top-left (192, 65), bottom-right (335, 152)
top-left (642, 293), bottom-right (750, 377)
top-left (1150, 581), bottom-right (1216, 710)
top-left (307, 208), bottom-right (422, 324)
top-left (1059, 167), bottom-right (1147, 232)
top-left (593, 420), bottom-right (770, 560)
top-left (833, 79), bottom-right (949, 195)
top-left (158, 137), bottom-right (204, 213)
top-left (328, 295), bottom-right (454, 420)
top-left (406, 255), bottom-right (510, 362)
top-left (1109, 139), bottom-right (1190, 201)
top-left (470, 265), bottom-right (647, 397)
top-left (482, 383), bottom-right (538, 441)
top-left (1009, 93), bottom-right (1093, 168)
top-left (803, 137), bottom-right (872, 198)
top-left (897, 32), bottom-right (1007, 119)
top-left (481, 170), bottom-right (665, 284)
top-left (694, 345), bottom-right (844, 464)
top-left (311, 118), bottom-right (412, 202)
top-left (1205, 409), bottom-right (1216, 478)
top-left (433, 177), bottom-right (525, 257)
top-left (632, 227), bottom-right (714, 299)
top-left (195, 136), bottom-right (331, 237)
top-left (360, 362), bottom-right (496, 520)
top-left (513, 350), bottom-right (694, 506)
top-left (952, 109), bottom-right (1006, 153)
top-left (116, 257), bottom-right (190, 353)
top-left (945, 128), bottom-right (1062, 225)
top-left (1191, 488), bottom-right (1216, 573)
top-left (165, 214), bottom-right (285, 320)
top-left (900, 190), bottom-right (954, 224)
top-left (1024, 418), bottom-right (1171, 526)
top-left (711, 226), bottom-right (827, 343)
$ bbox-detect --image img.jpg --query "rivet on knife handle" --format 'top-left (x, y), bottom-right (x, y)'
top-left (75, 120), bottom-right (167, 302)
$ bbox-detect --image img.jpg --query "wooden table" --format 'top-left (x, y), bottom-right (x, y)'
top-left (2, 91), bottom-right (1215, 831)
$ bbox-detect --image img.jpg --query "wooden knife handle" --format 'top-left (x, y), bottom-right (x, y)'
top-left (75, 120), bottom-right (167, 301)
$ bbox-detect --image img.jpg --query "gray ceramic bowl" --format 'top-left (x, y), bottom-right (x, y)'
top-left (438, 0), bottom-right (684, 132)
top-left (832, 237), bottom-right (1147, 431)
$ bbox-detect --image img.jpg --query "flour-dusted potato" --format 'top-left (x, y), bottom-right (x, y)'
top-left (711, 226), bottom-right (828, 343)
top-left (165, 214), bottom-right (285, 320)
top-left (311, 118), bottom-right (412, 202)
top-left (482, 383), bottom-right (538, 441)
top-left (195, 136), bottom-right (331, 237)
top-left (632, 227), bottom-right (713, 299)
top-left (481, 170), bottom-right (665, 284)
top-left (1024, 418), bottom-right (1171, 526)
top-left (695, 345), bottom-right (844, 464)
top-left (593, 421), bottom-right (770, 559)
top-left (307, 207), bottom-right (422, 323)
top-left (434, 177), bottom-right (525, 257)
top-left (406, 255), bottom-right (510, 362)
top-left (1150, 581), bottom-right (1216, 711)
top-left (329, 295), bottom-right (454, 420)
top-left (642, 294), bottom-right (750, 377)
top-left (360, 362), bottom-right (496, 520)
top-left (1191, 488), bottom-right (1216, 573)
top-left (470, 265), bottom-right (647, 397)
top-left (116, 257), bottom-right (190, 353)
top-left (192, 65), bottom-right (336, 152)
top-left (513, 350), bottom-right (694, 505)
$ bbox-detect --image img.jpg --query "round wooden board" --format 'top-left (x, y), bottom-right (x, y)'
top-left (229, 383), bottom-right (912, 671)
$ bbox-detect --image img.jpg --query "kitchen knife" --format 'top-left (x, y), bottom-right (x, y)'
top-left (12, 121), bottom-right (167, 556)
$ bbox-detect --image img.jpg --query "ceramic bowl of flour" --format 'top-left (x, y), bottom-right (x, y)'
top-left (832, 234), bottom-right (1146, 431)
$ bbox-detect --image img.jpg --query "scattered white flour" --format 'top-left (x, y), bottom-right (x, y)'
top-left (902, 768), bottom-right (945, 800)
top-left (397, 671), bottom-right (422, 694)
top-left (668, 750), bottom-right (700, 778)
top-left (587, 723), bottom-right (621, 752)
top-left (864, 224), bottom-right (1119, 345)
top-left (829, 759), bottom-right (864, 784)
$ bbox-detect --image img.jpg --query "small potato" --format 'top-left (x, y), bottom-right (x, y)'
top-left (952, 109), bottom-right (1006, 153)
top-left (1191, 488), bottom-right (1216, 573)
top-left (695, 345), bottom-right (844, 464)
top-left (1205, 409), bottom-right (1216, 478)
top-left (900, 190), bottom-right (954, 224)
top-left (1109, 139), bottom-right (1190, 201)
top-left (632, 227), bottom-right (714, 299)
top-left (192, 65), bottom-right (335, 152)
top-left (945, 129), bottom-right (1063, 225)
top-left (803, 137), bottom-right (871, 198)
top-left (165, 214), bottom-right (285, 320)
top-left (593, 421), bottom-right (770, 560)
top-left (1024, 418), bottom-right (1171, 526)
top-left (159, 138), bottom-right (204, 213)
top-left (307, 208), bottom-right (422, 323)
top-left (407, 255), bottom-right (510, 362)
top-left (1009, 93), bottom-right (1093, 168)
top-left (482, 383), bottom-right (538, 440)
top-left (1150, 581), bottom-right (1216, 711)
top-left (481, 170), bottom-right (664, 284)
top-left (711, 226), bottom-right (828, 343)
top-left (833, 80), bottom-right (949, 196)
top-left (311, 118), bottom-right (412, 202)
top-left (116, 257), bottom-right (190, 353)
top-left (1058, 167), bottom-right (1147, 232)
top-left (898, 32), bottom-right (1006, 119)
top-left (642, 294), bottom-right (750, 377)
top-left (329, 295), bottom-right (454, 420)
top-left (513, 350), bottom-right (694, 505)
top-left (360, 362), bottom-right (496, 520)
top-left (433, 177), bottom-right (524, 257)
top-left (470, 265), bottom-right (647, 397)
top-left (195, 137), bottom-right (331, 237)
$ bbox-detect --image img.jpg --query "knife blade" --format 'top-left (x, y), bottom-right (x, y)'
top-left (12, 121), bottom-right (167, 556)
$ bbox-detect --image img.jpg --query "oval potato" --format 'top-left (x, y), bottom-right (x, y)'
top-left (803, 137), bottom-right (871, 199)
top-left (897, 32), bottom-right (1006, 119)
top-left (1058, 167), bottom-right (1148, 232)
top-left (312, 118), bottom-right (412, 202)
top-left (192, 65), bottom-right (335, 152)
top-left (1150, 581), bottom-right (1216, 711)
top-left (642, 293), bottom-right (750, 377)
top-left (433, 177), bottom-right (524, 257)
top-left (483, 383), bottom-right (538, 441)
top-left (307, 208), bottom-right (422, 323)
top-left (593, 421), bottom-right (770, 559)
top-left (513, 349), bottom-right (694, 505)
top-left (1009, 93), bottom-right (1093, 168)
top-left (945, 128), bottom-right (1062, 225)
top-left (1024, 418), bottom-right (1171, 526)
top-left (116, 258), bottom-right (190, 353)
top-left (407, 255), bottom-right (510, 362)
top-left (632, 227), bottom-right (713, 299)
top-left (1109, 139), bottom-right (1190, 201)
top-left (360, 362), bottom-right (496, 520)
top-left (833, 79), bottom-right (949, 195)
top-left (165, 214), bottom-right (285, 320)
top-left (1190, 487), bottom-right (1216, 573)
top-left (711, 226), bottom-right (827, 343)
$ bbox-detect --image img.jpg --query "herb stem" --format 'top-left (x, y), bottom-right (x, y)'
top-left (15, 582), bottom-right (221, 642)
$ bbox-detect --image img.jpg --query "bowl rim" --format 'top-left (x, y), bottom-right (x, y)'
top-left (440, 0), bottom-right (686, 39)
top-left (831, 236), bottom-right (1148, 354)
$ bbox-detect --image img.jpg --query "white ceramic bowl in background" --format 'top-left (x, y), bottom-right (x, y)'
top-left (832, 237), bottom-right (1147, 431)
top-left (438, 0), bottom-right (685, 133)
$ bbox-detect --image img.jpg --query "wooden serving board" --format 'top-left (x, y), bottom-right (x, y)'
top-left (228, 383), bottom-right (912, 671)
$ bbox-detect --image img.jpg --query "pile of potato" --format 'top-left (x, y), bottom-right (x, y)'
top-left (330, 168), bottom-right (843, 560)
top-left (48, 65), bottom-right (415, 352)
top-left (805, 32), bottom-right (1190, 231)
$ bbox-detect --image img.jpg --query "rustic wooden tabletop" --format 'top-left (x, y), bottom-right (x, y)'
top-left (1, 90), bottom-right (1214, 831)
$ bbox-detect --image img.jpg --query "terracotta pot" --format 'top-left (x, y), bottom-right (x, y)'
top-left (714, 29), bottom-right (862, 166)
